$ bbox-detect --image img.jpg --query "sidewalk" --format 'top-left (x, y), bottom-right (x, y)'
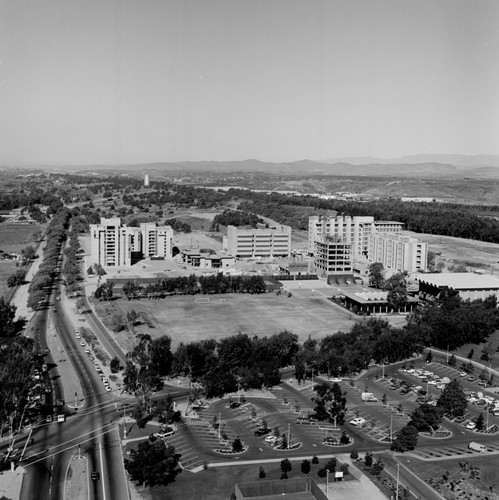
top-left (0, 466), bottom-right (24, 500)
top-left (64, 455), bottom-right (88, 500)
top-left (10, 239), bottom-right (46, 323)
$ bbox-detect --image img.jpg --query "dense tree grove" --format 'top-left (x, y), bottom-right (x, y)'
top-left (0, 300), bottom-right (35, 433)
top-left (115, 274), bottom-right (267, 299)
top-left (312, 383), bottom-right (347, 424)
top-left (212, 209), bottom-right (262, 228)
top-left (238, 193), bottom-right (499, 243)
top-left (436, 379), bottom-right (468, 419)
top-left (170, 331), bottom-right (299, 397)
top-left (405, 290), bottom-right (499, 350)
top-left (124, 440), bottom-right (181, 487)
top-left (163, 218), bottom-right (192, 233)
top-left (27, 207), bottom-right (72, 309)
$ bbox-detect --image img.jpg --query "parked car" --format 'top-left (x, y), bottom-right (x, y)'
top-left (349, 417), bottom-right (366, 427)
top-left (466, 421), bottom-right (477, 430)
top-left (254, 428), bottom-right (271, 437)
top-left (469, 442), bottom-right (487, 452)
top-left (265, 435), bottom-right (277, 443)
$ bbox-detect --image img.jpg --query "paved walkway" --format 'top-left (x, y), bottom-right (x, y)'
top-left (64, 455), bottom-right (88, 500)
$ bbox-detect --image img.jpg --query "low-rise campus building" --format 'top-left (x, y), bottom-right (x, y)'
top-left (224, 225), bottom-right (291, 258)
top-left (415, 272), bottom-right (499, 302)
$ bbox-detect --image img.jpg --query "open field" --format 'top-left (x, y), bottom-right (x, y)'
top-left (0, 223), bottom-right (42, 300)
top-left (0, 223), bottom-right (41, 254)
top-left (93, 285), bottom-right (358, 351)
top-left (0, 261), bottom-right (18, 300)
top-left (406, 231), bottom-right (499, 273)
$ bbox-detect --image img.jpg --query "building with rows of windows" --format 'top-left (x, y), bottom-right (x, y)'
top-left (223, 225), bottom-right (291, 258)
top-left (368, 233), bottom-right (428, 273)
top-left (90, 217), bottom-right (173, 267)
top-left (308, 214), bottom-right (427, 277)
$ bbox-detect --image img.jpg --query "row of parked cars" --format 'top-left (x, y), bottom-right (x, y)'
top-left (466, 391), bottom-right (499, 416)
top-left (398, 367), bottom-right (451, 391)
top-left (93, 362), bottom-right (112, 392)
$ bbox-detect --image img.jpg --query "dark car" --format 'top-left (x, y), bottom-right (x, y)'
top-left (229, 402), bottom-right (241, 409)
top-left (254, 428), bottom-right (271, 437)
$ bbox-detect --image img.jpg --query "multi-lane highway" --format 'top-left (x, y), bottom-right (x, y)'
top-left (16, 290), bottom-right (130, 500)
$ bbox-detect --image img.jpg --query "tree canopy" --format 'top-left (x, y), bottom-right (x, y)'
top-left (124, 440), bottom-right (181, 487)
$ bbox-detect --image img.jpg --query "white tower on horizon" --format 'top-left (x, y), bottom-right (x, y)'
top-left (144, 174), bottom-right (150, 187)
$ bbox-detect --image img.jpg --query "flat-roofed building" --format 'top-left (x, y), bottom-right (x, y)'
top-left (369, 233), bottom-right (427, 273)
top-left (313, 235), bottom-right (352, 277)
top-left (308, 215), bottom-right (403, 259)
top-left (224, 225), bottom-right (291, 258)
top-left (181, 249), bottom-right (235, 268)
top-left (90, 217), bottom-right (173, 267)
top-left (415, 272), bottom-right (499, 302)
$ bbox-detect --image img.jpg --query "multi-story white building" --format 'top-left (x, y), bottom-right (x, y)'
top-left (308, 215), bottom-right (403, 259)
top-left (368, 233), bottom-right (427, 273)
top-left (90, 218), bottom-right (173, 267)
top-left (313, 236), bottom-right (352, 277)
top-left (224, 225), bottom-right (291, 258)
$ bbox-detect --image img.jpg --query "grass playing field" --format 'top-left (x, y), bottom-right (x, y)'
top-left (93, 284), bottom-right (358, 351)
top-left (0, 223), bottom-right (43, 301)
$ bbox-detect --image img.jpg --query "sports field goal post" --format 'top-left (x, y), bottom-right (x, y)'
top-left (195, 297), bottom-right (210, 304)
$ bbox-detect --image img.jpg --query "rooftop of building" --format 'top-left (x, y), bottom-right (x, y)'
top-left (414, 272), bottom-right (499, 290)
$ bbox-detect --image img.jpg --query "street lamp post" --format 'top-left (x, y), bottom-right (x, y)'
top-left (287, 423), bottom-right (291, 449)
top-left (326, 470), bottom-right (329, 496)
top-left (218, 413), bottom-right (221, 439)
top-left (395, 463), bottom-right (400, 500)
top-left (446, 345), bottom-right (449, 364)
top-left (390, 414), bottom-right (393, 441)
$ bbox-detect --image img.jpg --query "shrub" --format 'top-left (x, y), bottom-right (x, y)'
top-left (301, 460), bottom-right (311, 474)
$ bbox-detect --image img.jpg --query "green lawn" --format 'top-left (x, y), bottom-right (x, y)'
top-left (0, 261), bottom-right (19, 300)
top-left (0, 223), bottom-right (44, 301)
top-left (0, 223), bottom-right (42, 254)
top-left (93, 289), bottom-right (357, 351)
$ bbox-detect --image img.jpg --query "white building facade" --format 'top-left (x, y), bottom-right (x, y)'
top-left (224, 225), bottom-right (291, 258)
top-left (90, 218), bottom-right (173, 267)
top-left (368, 233), bottom-right (428, 273)
top-left (308, 215), bottom-right (403, 259)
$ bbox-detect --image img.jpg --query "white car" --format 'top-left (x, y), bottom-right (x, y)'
top-left (460, 372), bottom-right (467, 377)
top-left (265, 435), bottom-right (278, 443)
top-left (466, 421), bottom-right (477, 430)
top-left (349, 417), bottom-right (366, 427)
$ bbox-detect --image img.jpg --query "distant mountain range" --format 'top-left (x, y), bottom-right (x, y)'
top-left (320, 154), bottom-right (499, 168)
top-left (69, 154), bottom-right (499, 178)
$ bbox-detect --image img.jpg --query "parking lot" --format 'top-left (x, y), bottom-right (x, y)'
top-left (124, 356), bottom-right (499, 472)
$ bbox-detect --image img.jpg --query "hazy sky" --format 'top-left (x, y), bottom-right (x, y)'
top-left (1, 0), bottom-right (498, 165)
